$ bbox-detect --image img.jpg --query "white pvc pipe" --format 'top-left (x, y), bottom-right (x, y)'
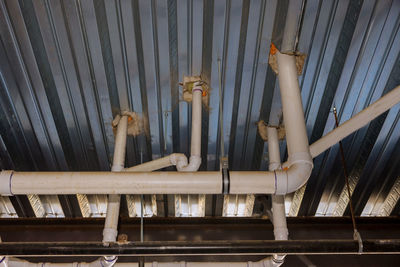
top-left (1, 171), bottom-right (270, 195)
top-left (274, 52), bottom-right (313, 194)
top-left (2, 259), bottom-right (293, 267)
top-left (111, 116), bottom-right (128, 172)
top-left (267, 127), bottom-right (281, 171)
top-left (176, 83), bottom-right (202, 172)
top-left (276, 52), bottom-right (310, 161)
top-left (267, 127), bottom-right (288, 267)
top-left (103, 115), bottom-right (128, 244)
top-left (124, 153), bottom-right (188, 172)
top-left (309, 85), bottom-right (400, 158)
top-left (103, 193), bottom-right (121, 243)
top-left (8, 60), bottom-right (399, 196)
top-left (5, 257), bottom-right (117, 267)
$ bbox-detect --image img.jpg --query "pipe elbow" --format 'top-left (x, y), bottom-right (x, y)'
top-left (275, 153), bottom-right (313, 195)
top-left (176, 155), bottom-right (201, 172)
top-left (169, 153), bottom-right (187, 167)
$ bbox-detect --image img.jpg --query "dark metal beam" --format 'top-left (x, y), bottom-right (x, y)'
top-left (1, 239), bottom-right (400, 256)
top-left (1, 217), bottom-right (400, 244)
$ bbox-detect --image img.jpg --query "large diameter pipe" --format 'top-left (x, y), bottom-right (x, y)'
top-left (0, 171), bottom-right (278, 195)
top-left (276, 52), bottom-right (311, 162)
top-left (310, 85), bottom-right (400, 158)
top-left (274, 52), bottom-right (313, 194)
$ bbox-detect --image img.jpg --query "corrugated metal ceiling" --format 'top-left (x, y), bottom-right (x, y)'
top-left (0, 0), bottom-right (399, 218)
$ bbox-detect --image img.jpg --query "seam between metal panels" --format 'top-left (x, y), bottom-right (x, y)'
top-left (241, 0), bottom-right (266, 170)
top-left (43, 0), bottom-right (90, 170)
top-left (150, 0), bottom-right (165, 158)
top-left (75, 0), bottom-right (112, 165)
top-left (1, 0), bottom-right (58, 171)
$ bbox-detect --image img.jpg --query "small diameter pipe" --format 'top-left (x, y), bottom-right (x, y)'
top-left (123, 83), bottom-right (204, 173)
top-left (103, 115), bottom-right (128, 244)
top-left (123, 153), bottom-right (188, 172)
top-left (267, 127), bottom-right (288, 267)
top-left (176, 83), bottom-right (203, 172)
top-left (111, 116), bottom-right (128, 172)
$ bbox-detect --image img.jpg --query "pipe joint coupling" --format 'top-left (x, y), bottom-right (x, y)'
top-left (275, 171), bottom-right (288, 195)
top-left (170, 153), bottom-right (188, 168)
top-left (192, 82), bottom-right (203, 93)
top-left (0, 170), bottom-right (13, 196)
top-left (176, 155), bottom-right (201, 172)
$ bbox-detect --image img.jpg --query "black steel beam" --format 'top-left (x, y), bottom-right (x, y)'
top-left (1, 239), bottom-right (400, 256)
top-left (1, 217), bottom-right (400, 244)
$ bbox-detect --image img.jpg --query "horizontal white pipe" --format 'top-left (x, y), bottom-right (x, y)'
top-left (3, 259), bottom-right (292, 267)
top-left (5, 256), bottom-right (117, 267)
top-left (0, 171), bottom-right (225, 195)
top-left (0, 170), bottom-right (281, 195)
top-left (4, 257), bottom-right (302, 267)
top-left (0, 169), bottom-right (317, 195)
top-left (310, 85), bottom-right (400, 158)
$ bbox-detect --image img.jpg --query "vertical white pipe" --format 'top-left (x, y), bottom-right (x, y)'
top-left (267, 127), bottom-right (288, 267)
top-left (103, 115), bottom-right (128, 244)
top-left (191, 85), bottom-right (202, 158)
top-left (273, 51), bottom-right (313, 194)
top-left (177, 83), bottom-right (202, 171)
top-left (276, 52), bottom-right (311, 164)
top-left (267, 127), bottom-right (281, 171)
top-left (111, 116), bottom-right (128, 172)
